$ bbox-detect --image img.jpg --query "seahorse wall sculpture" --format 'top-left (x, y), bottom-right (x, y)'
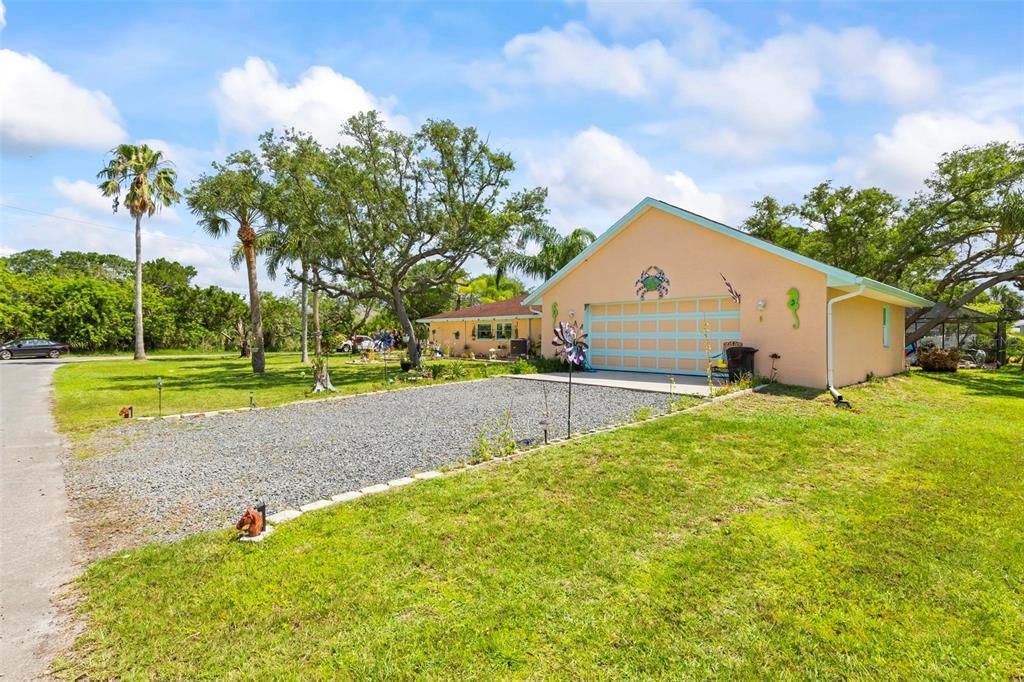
top-left (551, 301), bottom-right (559, 328)
top-left (787, 287), bottom-right (800, 329)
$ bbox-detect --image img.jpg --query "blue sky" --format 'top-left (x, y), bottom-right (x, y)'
top-left (1, 0), bottom-right (1022, 294)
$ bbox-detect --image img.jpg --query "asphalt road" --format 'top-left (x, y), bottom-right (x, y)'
top-left (0, 359), bottom-right (76, 681)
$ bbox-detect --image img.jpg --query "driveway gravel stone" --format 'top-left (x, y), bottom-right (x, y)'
top-left (68, 378), bottom-right (670, 543)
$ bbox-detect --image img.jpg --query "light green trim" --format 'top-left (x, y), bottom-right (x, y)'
top-left (882, 304), bottom-right (891, 348)
top-left (522, 197), bottom-right (933, 309)
top-left (861, 278), bottom-right (934, 308)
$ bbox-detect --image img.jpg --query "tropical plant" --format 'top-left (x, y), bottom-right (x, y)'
top-left (97, 143), bottom-right (180, 359)
top-left (186, 151), bottom-right (274, 373)
top-left (499, 225), bottom-right (596, 283)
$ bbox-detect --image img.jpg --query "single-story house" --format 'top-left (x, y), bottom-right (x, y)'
top-left (523, 197), bottom-right (933, 389)
top-left (418, 294), bottom-right (542, 358)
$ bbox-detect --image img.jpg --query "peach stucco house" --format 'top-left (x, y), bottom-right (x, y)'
top-left (418, 295), bottom-right (542, 358)
top-left (522, 197), bottom-right (932, 390)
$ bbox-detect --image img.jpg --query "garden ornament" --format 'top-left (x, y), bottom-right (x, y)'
top-left (119, 406), bottom-right (133, 419)
top-left (552, 320), bottom-right (589, 367)
top-left (636, 266), bottom-right (670, 299)
top-left (235, 507), bottom-right (264, 537)
top-left (552, 320), bottom-right (589, 438)
top-left (787, 287), bottom-right (800, 329)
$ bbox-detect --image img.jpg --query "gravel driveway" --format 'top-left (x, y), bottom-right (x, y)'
top-left (69, 378), bottom-right (669, 544)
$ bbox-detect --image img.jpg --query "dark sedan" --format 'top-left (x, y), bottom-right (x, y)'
top-left (0, 338), bottom-right (70, 360)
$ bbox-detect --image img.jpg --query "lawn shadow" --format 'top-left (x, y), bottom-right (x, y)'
top-left (914, 367), bottom-right (1024, 400)
top-left (752, 383), bottom-right (825, 401)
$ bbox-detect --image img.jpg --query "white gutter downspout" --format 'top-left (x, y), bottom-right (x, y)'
top-left (827, 284), bottom-right (865, 407)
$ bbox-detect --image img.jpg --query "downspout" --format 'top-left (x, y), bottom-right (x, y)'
top-left (827, 284), bottom-right (865, 408)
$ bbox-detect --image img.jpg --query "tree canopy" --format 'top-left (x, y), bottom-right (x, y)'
top-left (742, 142), bottom-right (1024, 342)
top-left (291, 112), bottom-right (548, 366)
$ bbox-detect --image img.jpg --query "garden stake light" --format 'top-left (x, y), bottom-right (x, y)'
top-left (156, 376), bottom-right (163, 417)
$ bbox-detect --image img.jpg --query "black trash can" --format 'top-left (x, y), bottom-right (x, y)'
top-left (725, 346), bottom-right (758, 381)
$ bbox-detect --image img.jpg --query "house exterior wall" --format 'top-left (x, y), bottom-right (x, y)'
top-left (538, 207), bottom-right (830, 387)
top-left (426, 317), bottom-right (541, 357)
top-left (829, 291), bottom-right (906, 386)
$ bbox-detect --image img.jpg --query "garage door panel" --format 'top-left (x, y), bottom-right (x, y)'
top-left (587, 296), bottom-right (741, 375)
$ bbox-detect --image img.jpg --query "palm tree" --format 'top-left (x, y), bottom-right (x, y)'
top-left (97, 144), bottom-right (180, 360)
top-left (259, 129), bottom-right (329, 363)
top-left (499, 225), bottom-right (597, 283)
top-left (186, 151), bottom-right (272, 374)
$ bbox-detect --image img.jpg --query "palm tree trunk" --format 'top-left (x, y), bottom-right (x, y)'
top-left (312, 268), bottom-right (322, 356)
top-left (300, 260), bottom-right (309, 364)
top-left (133, 213), bottom-right (146, 360)
top-left (240, 224), bottom-right (265, 374)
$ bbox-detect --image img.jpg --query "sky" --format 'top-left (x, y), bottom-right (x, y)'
top-left (1, 0), bottom-right (1022, 295)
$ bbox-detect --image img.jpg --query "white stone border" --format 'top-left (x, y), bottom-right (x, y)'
top-left (258, 384), bottom-right (770, 529)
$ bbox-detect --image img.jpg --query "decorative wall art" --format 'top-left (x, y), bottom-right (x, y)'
top-left (720, 273), bottom-right (741, 304)
top-left (757, 298), bottom-right (767, 322)
top-left (787, 288), bottom-right (801, 329)
top-left (636, 266), bottom-right (670, 299)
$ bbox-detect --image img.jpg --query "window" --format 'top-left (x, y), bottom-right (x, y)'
top-left (882, 305), bottom-right (891, 348)
top-left (496, 322), bottom-right (513, 340)
top-left (476, 323), bottom-right (493, 339)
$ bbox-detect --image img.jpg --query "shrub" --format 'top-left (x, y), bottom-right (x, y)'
top-left (442, 360), bottom-right (468, 380)
top-left (528, 356), bottom-right (566, 373)
top-left (509, 358), bottom-right (536, 375)
top-left (918, 347), bottom-right (960, 372)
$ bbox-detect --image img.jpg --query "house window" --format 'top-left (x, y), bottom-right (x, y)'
top-left (476, 323), bottom-right (493, 339)
top-left (882, 305), bottom-right (891, 348)
top-left (496, 322), bottom-right (513, 340)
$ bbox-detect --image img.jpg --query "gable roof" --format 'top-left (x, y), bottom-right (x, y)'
top-left (523, 197), bottom-right (933, 308)
top-left (417, 295), bottom-right (542, 323)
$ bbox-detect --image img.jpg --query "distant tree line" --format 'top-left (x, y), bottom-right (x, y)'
top-left (0, 249), bottom-right (293, 352)
top-left (0, 247), bottom-right (536, 354)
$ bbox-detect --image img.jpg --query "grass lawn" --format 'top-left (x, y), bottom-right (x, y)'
top-left (53, 353), bottom-right (512, 438)
top-left (60, 370), bottom-right (1024, 679)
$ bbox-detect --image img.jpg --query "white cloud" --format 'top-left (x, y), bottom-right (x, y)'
top-left (53, 177), bottom-right (110, 213)
top-left (527, 127), bottom-right (740, 231)
top-left (0, 49), bottom-right (126, 153)
top-left (470, 22), bottom-right (674, 103)
top-left (214, 57), bottom-right (408, 144)
top-left (836, 111), bottom-right (1022, 195)
top-left (475, 16), bottom-right (939, 159)
top-left (583, 0), bottom-right (732, 60)
top-left (673, 26), bottom-right (939, 156)
top-left (0, 0), bottom-right (6, 31)
top-left (53, 176), bottom-right (182, 225)
top-left (137, 138), bottom-right (211, 180)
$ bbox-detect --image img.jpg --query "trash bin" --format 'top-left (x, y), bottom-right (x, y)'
top-left (725, 346), bottom-right (758, 381)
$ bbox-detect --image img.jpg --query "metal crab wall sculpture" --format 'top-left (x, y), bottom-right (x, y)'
top-left (636, 266), bottom-right (670, 299)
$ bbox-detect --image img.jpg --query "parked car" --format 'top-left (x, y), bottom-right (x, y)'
top-left (337, 335), bottom-right (373, 354)
top-left (0, 338), bottom-right (70, 360)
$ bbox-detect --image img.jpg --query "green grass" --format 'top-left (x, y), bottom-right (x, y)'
top-left (53, 353), bottom-right (511, 439)
top-left (60, 370), bottom-right (1024, 679)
